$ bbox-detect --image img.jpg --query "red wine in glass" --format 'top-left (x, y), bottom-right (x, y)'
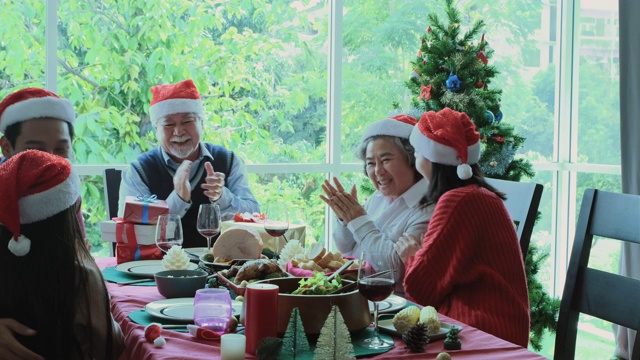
top-left (358, 278), bottom-right (394, 302)
top-left (265, 227), bottom-right (287, 237)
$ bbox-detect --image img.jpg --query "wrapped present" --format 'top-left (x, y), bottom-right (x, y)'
top-left (100, 219), bottom-right (164, 264)
top-left (100, 220), bottom-right (157, 245)
top-left (123, 195), bottom-right (169, 225)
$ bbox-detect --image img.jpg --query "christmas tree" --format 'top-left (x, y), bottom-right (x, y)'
top-left (403, 0), bottom-right (533, 181)
top-left (280, 307), bottom-right (311, 359)
top-left (396, 0), bottom-right (558, 351)
top-left (313, 306), bottom-right (355, 360)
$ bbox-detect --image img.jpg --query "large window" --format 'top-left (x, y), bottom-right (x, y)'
top-left (0, 1), bottom-right (621, 356)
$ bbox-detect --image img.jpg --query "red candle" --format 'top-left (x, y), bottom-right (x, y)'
top-left (244, 283), bottom-right (279, 354)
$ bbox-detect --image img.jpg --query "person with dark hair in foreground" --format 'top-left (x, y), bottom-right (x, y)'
top-left (0, 150), bottom-right (124, 359)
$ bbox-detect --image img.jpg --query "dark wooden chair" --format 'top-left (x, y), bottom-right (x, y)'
top-left (554, 189), bottom-right (640, 360)
top-left (485, 178), bottom-right (543, 257)
top-left (103, 168), bottom-right (122, 255)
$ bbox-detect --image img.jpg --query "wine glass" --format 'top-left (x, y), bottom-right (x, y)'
top-left (357, 251), bottom-right (395, 349)
top-left (155, 214), bottom-right (183, 252)
top-left (263, 204), bottom-right (289, 259)
top-left (197, 203), bottom-right (221, 251)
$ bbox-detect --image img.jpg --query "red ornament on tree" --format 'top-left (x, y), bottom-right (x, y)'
top-left (427, 26), bottom-right (432, 33)
top-left (476, 81), bottom-right (484, 89)
top-left (477, 50), bottom-right (488, 65)
top-left (492, 136), bottom-right (505, 143)
top-left (421, 38), bottom-right (425, 44)
top-left (418, 50), bottom-right (423, 58)
top-left (419, 84), bottom-right (432, 101)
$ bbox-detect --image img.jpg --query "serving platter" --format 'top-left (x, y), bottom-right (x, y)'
top-left (115, 260), bottom-right (198, 278)
top-left (145, 297), bottom-right (243, 322)
top-left (377, 314), bottom-right (462, 340)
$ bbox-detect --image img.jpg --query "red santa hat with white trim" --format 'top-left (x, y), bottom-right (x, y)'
top-left (358, 114), bottom-right (418, 156)
top-left (409, 107), bottom-right (481, 180)
top-left (149, 79), bottom-right (203, 124)
top-left (0, 88), bottom-right (75, 133)
top-left (0, 150), bottom-right (80, 256)
top-left (361, 114), bottom-right (418, 141)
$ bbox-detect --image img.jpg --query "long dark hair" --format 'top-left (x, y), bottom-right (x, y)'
top-left (420, 163), bottom-right (506, 207)
top-left (0, 203), bottom-right (114, 359)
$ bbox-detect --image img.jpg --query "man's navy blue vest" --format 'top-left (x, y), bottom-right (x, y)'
top-left (131, 144), bottom-right (233, 248)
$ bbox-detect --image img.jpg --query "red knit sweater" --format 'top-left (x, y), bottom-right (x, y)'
top-left (403, 185), bottom-right (530, 347)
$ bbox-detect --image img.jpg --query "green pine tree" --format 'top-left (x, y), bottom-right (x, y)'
top-left (396, 0), bottom-right (559, 351)
top-left (313, 306), bottom-right (355, 360)
top-left (279, 308), bottom-right (311, 359)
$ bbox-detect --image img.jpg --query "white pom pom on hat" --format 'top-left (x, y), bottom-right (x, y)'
top-left (0, 150), bottom-right (80, 256)
top-left (409, 107), bottom-right (481, 180)
top-left (149, 79), bottom-right (203, 124)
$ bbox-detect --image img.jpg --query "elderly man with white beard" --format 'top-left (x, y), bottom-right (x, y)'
top-left (118, 79), bottom-right (259, 248)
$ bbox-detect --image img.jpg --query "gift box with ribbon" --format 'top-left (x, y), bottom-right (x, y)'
top-left (123, 195), bottom-right (169, 225)
top-left (100, 218), bottom-right (163, 264)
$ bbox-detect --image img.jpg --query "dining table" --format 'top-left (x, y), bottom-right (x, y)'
top-left (97, 257), bottom-right (547, 359)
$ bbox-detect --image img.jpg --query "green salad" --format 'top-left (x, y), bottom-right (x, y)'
top-left (293, 271), bottom-right (342, 295)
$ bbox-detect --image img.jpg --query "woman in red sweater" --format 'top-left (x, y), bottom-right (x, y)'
top-left (394, 108), bottom-right (530, 347)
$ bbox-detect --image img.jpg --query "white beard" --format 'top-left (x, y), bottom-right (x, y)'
top-left (168, 136), bottom-right (198, 159)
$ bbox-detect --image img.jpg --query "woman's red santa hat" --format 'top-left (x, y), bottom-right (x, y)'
top-left (0, 88), bottom-right (75, 133)
top-left (0, 150), bottom-right (80, 256)
top-left (361, 114), bottom-right (418, 141)
top-left (149, 79), bottom-right (203, 124)
top-left (409, 107), bottom-right (481, 180)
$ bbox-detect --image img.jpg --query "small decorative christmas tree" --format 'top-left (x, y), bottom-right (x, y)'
top-left (279, 307), bottom-right (311, 359)
top-left (396, 0), bottom-right (559, 350)
top-left (443, 327), bottom-right (462, 350)
top-left (402, 322), bottom-right (430, 352)
top-left (256, 337), bottom-right (283, 360)
top-left (313, 306), bottom-right (356, 360)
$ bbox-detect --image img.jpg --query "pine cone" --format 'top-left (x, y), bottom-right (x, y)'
top-left (402, 322), bottom-right (430, 353)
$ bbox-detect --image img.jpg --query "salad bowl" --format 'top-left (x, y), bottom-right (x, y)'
top-left (253, 276), bottom-right (371, 337)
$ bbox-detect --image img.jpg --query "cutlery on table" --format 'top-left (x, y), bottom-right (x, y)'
top-left (116, 278), bottom-right (154, 285)
top-left (327, 259), bottom-right (354, 282)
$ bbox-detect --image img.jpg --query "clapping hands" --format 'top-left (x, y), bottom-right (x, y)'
top-left (320, 177), bottom-right (366, 224)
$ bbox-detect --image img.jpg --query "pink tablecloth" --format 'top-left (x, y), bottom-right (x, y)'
top-left (97, 257), bottom-right (546, 360)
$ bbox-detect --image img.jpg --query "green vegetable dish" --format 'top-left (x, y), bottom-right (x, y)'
top-left (293, 271), bottom-right (342, 295)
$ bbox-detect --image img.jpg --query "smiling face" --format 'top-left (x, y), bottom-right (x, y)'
top-left (155, 112), bottom-right (202, 162)
top-left (1, 118), bottom-right (72, 160)
top-left (365, 138), bottom-right (416, 201)
top-left (415, 152), bottom-right (433, 182)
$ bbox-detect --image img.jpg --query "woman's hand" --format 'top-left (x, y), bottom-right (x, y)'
top-left (394, 233), bottom-right (422, 263)
top-left (0, 319), bottom-right (43, 360)
top-left (320, 177), bottom-right (365, 224)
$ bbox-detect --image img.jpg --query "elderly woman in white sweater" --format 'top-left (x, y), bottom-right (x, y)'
top-left (321, 114), bottom-right (434, 296)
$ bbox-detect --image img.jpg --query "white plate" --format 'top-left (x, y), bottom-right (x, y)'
top-left (368, 294), bottom-right (408, 314)
top-left (145, 297), bottom-right (243, 322)
top-left (115, 260), bottom-right (198, 278)
top-left (377, 315), bottom-right (462, 340)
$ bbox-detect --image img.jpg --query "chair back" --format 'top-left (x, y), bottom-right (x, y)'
top-left (554, 189), bottom-right (640, 360)
top-left (485, 178), bottom-right (543, 256)
top-left (103, 168), bottom-right (122, 219)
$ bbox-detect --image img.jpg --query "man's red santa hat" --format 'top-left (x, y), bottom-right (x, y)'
top-left (0, 150), bottom-right (80, 256)
top-left (410, 107), bottom-right (481, 180)
top-left (0, 88), bottom-right (75, 133)
top-left (149, 79), bottom-right (203, 124)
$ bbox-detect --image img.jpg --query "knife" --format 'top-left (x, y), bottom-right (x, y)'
top-left (116, 278), bottom-right (154, 285)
